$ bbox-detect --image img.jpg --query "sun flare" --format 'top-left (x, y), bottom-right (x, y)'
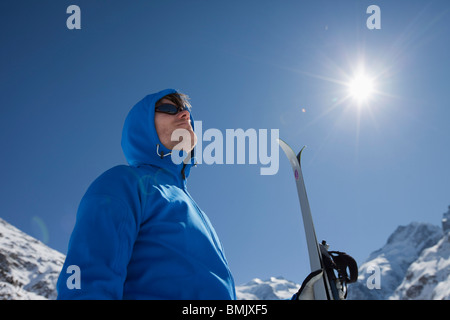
top-left (348, 73), bottom-right (375, 103)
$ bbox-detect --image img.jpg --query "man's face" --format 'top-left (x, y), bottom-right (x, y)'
top-left (154, 98), bottom-right (197, 152)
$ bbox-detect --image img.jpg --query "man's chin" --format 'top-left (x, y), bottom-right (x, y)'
top-left (170, 131), bottom-right (197, 153)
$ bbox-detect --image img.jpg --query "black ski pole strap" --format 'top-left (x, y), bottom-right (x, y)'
top-left (329, 251), bottom-right (358, 284)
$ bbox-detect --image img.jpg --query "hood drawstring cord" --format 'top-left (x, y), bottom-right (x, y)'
top-left (156, 144), bottom-right (172, 159)
top-left (157, 144), bottom-right (187, 180)
top-left (181, 150), bottom-right (196, 180)
top-left (181, 164), bottom-right (186, 180)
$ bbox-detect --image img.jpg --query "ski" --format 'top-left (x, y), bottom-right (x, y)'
top-left (277, 139), bottom-right (329, 299)
top-left (277, 138), bottom-right (358, 300)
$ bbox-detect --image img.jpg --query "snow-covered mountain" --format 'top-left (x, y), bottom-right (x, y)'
top-left (0, 218), bottom-right (64, 300)
top-left (1, 206), bottom-right (449, 300)
top-left (237, 207), bottom-right (450, 300)
top-left (390, 232), bottom-right (450, 300)
top-left (235, 276), bottom-right (299, 300)
top-left (347, 207), bottom-right (450, 300)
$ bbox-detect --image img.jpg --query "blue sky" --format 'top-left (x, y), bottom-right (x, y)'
top-left (1, 0), bottom-right (449, 286)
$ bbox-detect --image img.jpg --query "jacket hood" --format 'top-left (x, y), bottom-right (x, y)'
top-left (121, 88), bottom-right (196, 180)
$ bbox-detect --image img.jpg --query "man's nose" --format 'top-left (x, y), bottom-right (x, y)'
top-left (178, 109), bottom-right (190, 119)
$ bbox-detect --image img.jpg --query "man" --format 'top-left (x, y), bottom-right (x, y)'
top-left (57, 88), bottom-right (235, 299)
top-left (57, 88), bottom-right (321, 300)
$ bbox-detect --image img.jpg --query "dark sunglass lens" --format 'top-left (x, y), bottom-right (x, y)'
top-left (156, 104), bottom-right (178, 114)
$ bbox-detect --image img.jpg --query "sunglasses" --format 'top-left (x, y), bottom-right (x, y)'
top-left (155, 103), bottom-right (189, 115)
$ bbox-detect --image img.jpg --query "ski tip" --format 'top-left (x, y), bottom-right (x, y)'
top-left (297, 146), bottom-right (307, 163)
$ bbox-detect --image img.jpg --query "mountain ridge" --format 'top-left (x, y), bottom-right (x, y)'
top-left (1, 206), bottom-right (449, 300)
top-left (0, 217), bottom-right (65, 299)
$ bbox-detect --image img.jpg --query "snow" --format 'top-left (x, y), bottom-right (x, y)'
top-left (348, 208), bottom-right (450, 300)
top-left (348, 222), bottom-right (443, 300)
top-left (0, 218), bottom-right (65, 300)
top-left (1, 206), bottom-right (450, 300)
top-left (391, 233), bottom-right (450, 300)
top-left (442, 205), bottom-right (450, 233)
top-left (235, 276), bottom-right (299, 300)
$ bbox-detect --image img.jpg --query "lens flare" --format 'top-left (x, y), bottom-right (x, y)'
top-left (31, 216), bottom-right (49, 244)
top-left (348, 74), bottom-right (375, 103)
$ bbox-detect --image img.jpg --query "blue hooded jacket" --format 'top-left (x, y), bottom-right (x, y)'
top-left (57, 89), bottom-right (236, 299)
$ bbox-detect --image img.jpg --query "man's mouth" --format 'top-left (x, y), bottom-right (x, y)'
top-left (177, 120), bottom-right (192, 128)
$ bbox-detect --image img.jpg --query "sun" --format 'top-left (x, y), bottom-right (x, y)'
top-left (348, 73), bottom-right (375, 103)
top-left (348, 73), bottom-right (375, 104)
